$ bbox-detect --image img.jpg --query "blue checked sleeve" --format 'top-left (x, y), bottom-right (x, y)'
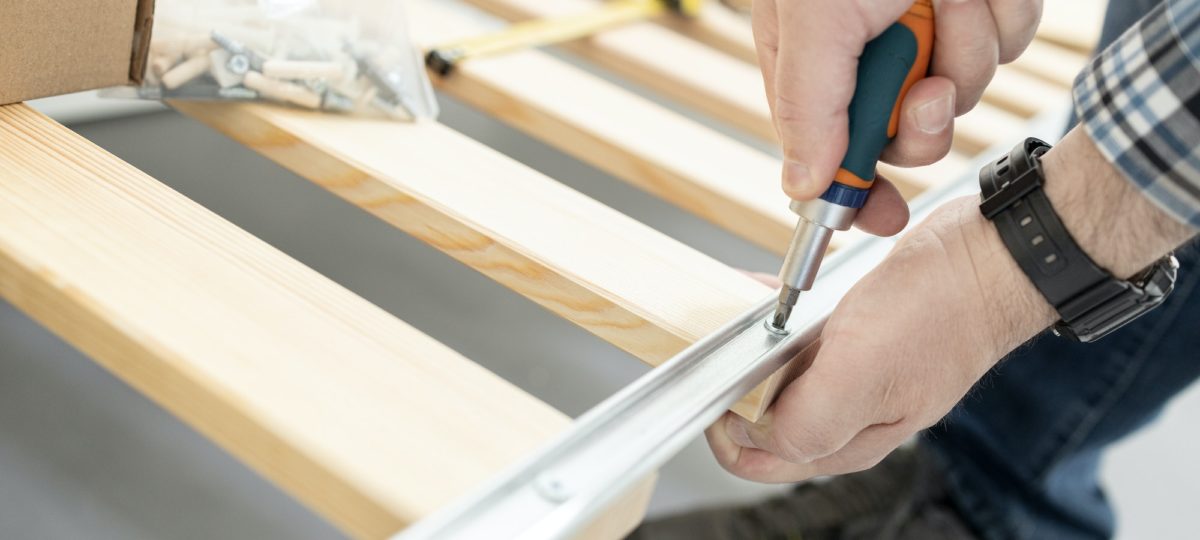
top-left (1073, 0), bottom-right (1200, 229)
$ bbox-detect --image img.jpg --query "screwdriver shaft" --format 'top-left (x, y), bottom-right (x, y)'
top-left (769, 216), bottom-right (835, 331)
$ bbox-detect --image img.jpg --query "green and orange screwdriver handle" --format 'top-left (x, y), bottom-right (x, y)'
top-left (769, 0), bottom-right (935, 331)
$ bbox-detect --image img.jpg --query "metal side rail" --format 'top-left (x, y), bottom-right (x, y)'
top-left (393, 106), bottom-right (1070, 540)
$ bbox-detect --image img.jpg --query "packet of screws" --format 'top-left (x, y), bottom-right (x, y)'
top-left (104, 0), bottom-right (438, 120)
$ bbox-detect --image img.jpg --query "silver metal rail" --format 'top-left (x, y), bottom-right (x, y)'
top-left (393, 108), bottom-right (1070, 540)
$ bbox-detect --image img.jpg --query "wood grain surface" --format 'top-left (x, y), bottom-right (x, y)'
top-left (459, 0), bottom-right (1045, 183)
top-left (0, 103), bottom-right (652, 539)
top-left (413, 0), bottom-right (795, 254)
top-left (171, 101), bottom-right (784, 419)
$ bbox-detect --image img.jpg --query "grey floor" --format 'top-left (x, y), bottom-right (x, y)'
top-left (1, 96), bottom-right (1198, 539)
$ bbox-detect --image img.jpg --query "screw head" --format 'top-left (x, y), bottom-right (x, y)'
top-left (226, 55), bottom-right (251, 75)
top-left (533, 472), bottom-right (573, 503)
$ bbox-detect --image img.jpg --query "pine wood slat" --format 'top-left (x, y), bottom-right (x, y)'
top-left (982, 66), bottom-right (1071, 118)
top-left (413, 0), bottom-right (794, 254)
top-left (1038, 0), bottom-right (1104, 54)
top-left (0, 103), bottom-right (653, 539)
top-left (658, 1), bottom-right (1103, 67)
top-left (659, 3), bottom-right (758, 63)
top-left (1010, 40), bottom-right (1091, 89)
top-left (170, 101), bottom-right (784, 419)
top-left (461, 0), bottom-right (781, 141)
top-left (460, 0), bottom-right (1015, 175)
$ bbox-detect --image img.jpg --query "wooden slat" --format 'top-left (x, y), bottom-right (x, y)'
top-left (412, 1), bottom-right (794, 254)
top-left (1010, 40), bottom-right (1090, 89)
top-left (1038, 0), bottom-right (1104, 54)
top-left (982, 66), bottom-right (1071, 118)
top-left (410, 2), bottom-right (1077, 257)
top-left (462, 0), bottom-right (1014, 184)
top-left (662, 1), bottom-right (1104, 65)
top-left (659, 3), bottom-right (758, 64)
top-left (419, 1), bottom-right (1031, 251)
top-left (952, 102), bottom-right (1028, 155)
top-left (453, 0), bottom-right (998, 192)
top-left (878, 152), bottom-right (970, 200)
top-left (473, 0), bottom-right (1080, 158)
top-left (170, 101), bottom-right (784, 419)
top-left (463, 0), bottom-right (778, 141)
top-left (0, 103), bottom-right (653, 539)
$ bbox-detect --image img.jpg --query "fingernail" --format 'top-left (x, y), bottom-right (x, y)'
top-left (913, 94), bottom-right (954, 134)
top-left (782, 160), bottom-right (813, 197)
top-left (726, 418), bottom-right (758, 449)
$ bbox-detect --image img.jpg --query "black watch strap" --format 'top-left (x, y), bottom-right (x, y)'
top-left (979, 138), bottom-right (1178, 342)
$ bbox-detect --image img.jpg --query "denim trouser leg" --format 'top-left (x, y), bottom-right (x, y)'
top-left (922, 4), bottom-right (1198, 537)
top-left (923, 240), bottom-right (1200, 540)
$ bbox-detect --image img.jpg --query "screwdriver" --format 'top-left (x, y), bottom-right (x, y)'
top-left (769, 0), bottom-right (934, 332)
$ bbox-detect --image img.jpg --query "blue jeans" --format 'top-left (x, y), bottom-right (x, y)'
top-left (921, 2), bottom-right (1200, 538)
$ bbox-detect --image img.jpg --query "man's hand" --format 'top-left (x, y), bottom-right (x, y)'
top-left (710, 127), bottom-right (1196, 483)
top-left (754, 0), bottom-right (1043, 231)
top-left (711, 195), bottom-right (1052, 481)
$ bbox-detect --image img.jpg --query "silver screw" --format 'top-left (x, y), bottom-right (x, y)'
top-left (226, 54), bottom-right (251, 75)
top-left (533, 472), bottom-right (573, 503)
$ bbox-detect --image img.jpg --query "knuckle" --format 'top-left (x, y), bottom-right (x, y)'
top-left (772, 434), bottom-right (816, 463)
top-left (772, 92), bottom-right (810, 127)
top-left (847, 0), bottom-right (911, 38)
top-left (843, 0), bottom-right (877, 38)
top-left (772, 422), bottom-right (841, 463)
top-left (752, 25), bottom-right (779, 54)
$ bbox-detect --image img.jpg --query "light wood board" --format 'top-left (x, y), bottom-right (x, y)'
top-left (660, 1), bottom-right (1103, 65)
top-left (1038, 0), bottom-right (1104, 54)
top-left (171, 101), bottom-right (785, 419)
top-left (1010, 40), bottom-right (1090, 89)
top-left (982, 66), bottom-right (1070, 118)
top-left (413, 1), bottom-right (1009, 255)
top-left (659, 3), bottom-right (758, 63)
top-left (461, 0), bottom-right (1024, 180)
top-left (413, 0), bottom-right (795, 254)
top-left (0, 103), bottom-right (652, 539)
top-left (462, 0), bottom-right (781, 141)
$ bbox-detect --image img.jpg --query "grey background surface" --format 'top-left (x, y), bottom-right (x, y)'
top-left (3, 63), bottom-right (1199, 540)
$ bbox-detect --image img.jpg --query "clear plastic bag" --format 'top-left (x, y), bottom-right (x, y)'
top-left (108, 0), bottom-right (438, 120)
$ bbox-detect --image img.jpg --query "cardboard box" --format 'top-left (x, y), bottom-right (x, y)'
top-left (1, 0), bottom-right (154, 105)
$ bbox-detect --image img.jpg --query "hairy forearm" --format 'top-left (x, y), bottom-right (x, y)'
top-left (932, 127), bottom-right (1196, 352)
top-left (1042, 127), bottom-right (1196, 278)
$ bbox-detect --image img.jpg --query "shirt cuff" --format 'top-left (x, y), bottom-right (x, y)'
top-left (1073, 0), bottom-right (1200, 230)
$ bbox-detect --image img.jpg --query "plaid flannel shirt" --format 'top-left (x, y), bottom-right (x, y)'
top-left (1074, 0), bottom-right (1200, 229)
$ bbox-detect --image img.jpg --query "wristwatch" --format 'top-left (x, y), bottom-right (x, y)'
top-left (978, 138), bottom-right (1179, 342)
